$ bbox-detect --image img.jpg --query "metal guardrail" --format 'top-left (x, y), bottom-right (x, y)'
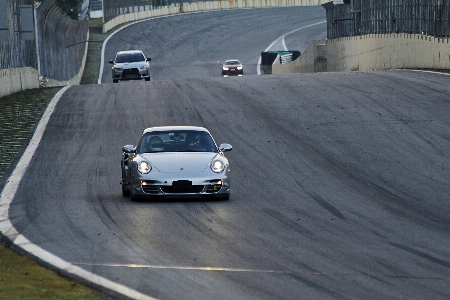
top-left (323, 0), bottom-right (450, 39)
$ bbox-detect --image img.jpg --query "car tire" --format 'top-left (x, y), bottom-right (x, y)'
top-left (145, 77), bottom-right (150, 81)
top-left (130, 188), bottom-right (141, 202)
top-left (113, 79), bottom-right (118, 83)
top-left (122, 183), bottom-right (130, 197)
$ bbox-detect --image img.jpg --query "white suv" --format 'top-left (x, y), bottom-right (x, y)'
top-left (109, 50), bottom-right (151, 83)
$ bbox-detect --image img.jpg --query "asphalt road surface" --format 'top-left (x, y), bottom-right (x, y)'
top-left (9, 6), bottom-right (450, 300)
top-left (101, 7), bottom-right (327, 82)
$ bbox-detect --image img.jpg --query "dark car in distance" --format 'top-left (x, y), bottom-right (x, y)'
top-left (222, 59), bottom-right (243, 76)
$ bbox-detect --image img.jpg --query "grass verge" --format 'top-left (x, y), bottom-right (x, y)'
top-left (0, 240), bottom-right (106, 300)
top-left (0, 17), bottom-right (112, 300)
top-left (0, 88), bottom-right (107, 299)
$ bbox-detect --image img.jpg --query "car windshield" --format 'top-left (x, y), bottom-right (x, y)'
top-left (226, 61), bottom-right (240, 65)
top-left (115, 52), bottom-right (145, 63)
top-left (137, 130), bottom-right (219, 153)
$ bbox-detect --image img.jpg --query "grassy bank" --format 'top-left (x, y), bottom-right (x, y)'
top-left (0, 17), bottom-right (110, 300)
top-left (0, 88), bottom-right (107, 299)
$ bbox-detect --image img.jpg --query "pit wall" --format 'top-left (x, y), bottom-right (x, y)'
top-left (272, 33), bottom-right (450, 74)
top-left (103, 0), bottom-right (329, 33)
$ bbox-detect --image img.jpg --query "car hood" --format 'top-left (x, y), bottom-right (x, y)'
top-left (114, 62), bottom-right (147, 68)
top-left (140, 152), bottom-right (221, 173)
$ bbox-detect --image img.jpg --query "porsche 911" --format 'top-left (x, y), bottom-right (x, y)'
top-left (121, 126), bottom-right (232, 201)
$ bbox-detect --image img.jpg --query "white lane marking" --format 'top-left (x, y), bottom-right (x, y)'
top-left (74, 262), bottom-right (291, 273)
top-left (0, 86), bottom-right (157, 300)
top-left (257, 21), bottom-right (326, 75)
top-left (0, 87), bottom-right (69, 240)
top-left (72, 262), bottom-right (450, 280)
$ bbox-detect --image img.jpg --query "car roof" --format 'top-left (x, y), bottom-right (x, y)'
top-left (117, 50), bottom-right (144, 55)
top-left (142, 126), bottom-right (210, 134)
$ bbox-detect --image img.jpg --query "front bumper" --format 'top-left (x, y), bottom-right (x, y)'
top-left (222, 68), bottom-right (243, 75)
top-left (112, 68), bottom-right (150, 80)
top-left (129, 172), bottom-right (230, 200)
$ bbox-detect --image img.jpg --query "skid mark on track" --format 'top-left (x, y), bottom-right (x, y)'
top-left (293, 179), bottom-right (346, 220)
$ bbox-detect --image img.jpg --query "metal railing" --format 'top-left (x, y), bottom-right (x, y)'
top-left (323, 0), bottom-right (450, 39)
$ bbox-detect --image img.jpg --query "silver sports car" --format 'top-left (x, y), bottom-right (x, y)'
top-left (121, 126), bottom-right (232, 201)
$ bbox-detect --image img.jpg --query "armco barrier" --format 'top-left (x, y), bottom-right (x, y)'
top-left (103, 0), bottom-right (330, 33)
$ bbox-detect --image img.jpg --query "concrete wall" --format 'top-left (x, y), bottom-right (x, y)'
top-left (44, 32), bottom-right (89, 88)
top-left (0, 30), bottom-right (89, 97)
top-left (272, 40), bottom-right (326, 74)
top-left (103, 0), bottom-right (329, 33)
top-left (0, 68), bottom-right (39, 98)
top-left (273, 33), bottom-right (450, 74)
top-left (326, 34), bottom-right (450, 72)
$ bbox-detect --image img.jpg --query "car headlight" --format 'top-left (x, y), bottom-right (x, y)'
top-left (237, 67), bottom-right (242, 70)
top-left (222, 67), bottom-right (229, 70)
top-left (114, 67), bottom-right (123, 71)
top-left (138, 161), bottom-right (151, 174)
top-left (211, 160), bottom-right (225, 173)
top-left (139, 65), bottom-right (147, 70)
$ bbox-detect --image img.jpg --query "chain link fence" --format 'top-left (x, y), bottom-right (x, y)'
top-left (0, 0), bottom-right (37, 70)
top-left (323, 0), bottom-right (450, 39)
top-left (0, 0), bottom-right (87, 82)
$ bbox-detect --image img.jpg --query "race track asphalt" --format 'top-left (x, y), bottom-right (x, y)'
top-left (6, 6), bottom-right (450, 300)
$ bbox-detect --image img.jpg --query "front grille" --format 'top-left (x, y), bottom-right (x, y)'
top-left (123, 68), bottom-right (140, 78)
top-left (141, 180), bottom-right (223, 195)
top-left (161, 185), bottom-right (204, 194)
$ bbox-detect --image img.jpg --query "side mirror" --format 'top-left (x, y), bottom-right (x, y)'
top-left (122, 145), bottom-right (135, 153)
top-left (147, 58), bottom-right (151, 61)
top-left (109, 60), bottom-right (114, 64)
top-left (219, 143), bottom-right (232, 152)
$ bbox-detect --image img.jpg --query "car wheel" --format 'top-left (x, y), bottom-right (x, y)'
top-left (129, 188), bottom-right (141, 202)
top-left (145, 77), bottom-right (150, 81)
top-left (113, 79), bottom-right (118, 83)
top-left (122, 183), bottom-right (130, 197)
